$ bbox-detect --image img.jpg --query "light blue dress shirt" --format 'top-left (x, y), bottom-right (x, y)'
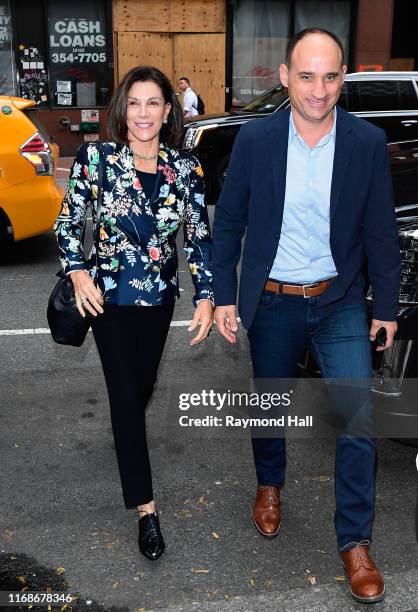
top-left (270, 109), bottom-right (338, 284)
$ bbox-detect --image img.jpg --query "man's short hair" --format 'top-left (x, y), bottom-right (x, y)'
top-left (285, 28), bottom-right (344, 67)
top-left (179, 77), bottom-right (190, 85)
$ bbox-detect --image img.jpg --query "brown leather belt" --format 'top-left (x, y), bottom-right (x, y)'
top-left (265, 278), bottom-right (332, 298)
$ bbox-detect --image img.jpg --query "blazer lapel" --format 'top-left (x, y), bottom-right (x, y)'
top-left (330, 108), bottom-right (355, 224)
top-left (113, 143), bottom-right (180, 236)
top-left (110, 143), bottom-right (159, 236)
top-left (110, 142), bottom-right (138, 199)
top-left (151, 143), bottom-right (174, 216)
top-left (269, 107), bottom-right (291, 227)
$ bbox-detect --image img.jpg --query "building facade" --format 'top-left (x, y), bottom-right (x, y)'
top-left (0, 0), bottom-right (408, 155)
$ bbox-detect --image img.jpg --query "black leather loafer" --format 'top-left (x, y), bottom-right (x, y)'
top-left (138, 512), bottom-right (165, 560)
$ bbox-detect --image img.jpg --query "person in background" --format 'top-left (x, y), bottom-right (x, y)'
top-left (178, 77), bottom-right (199, 117)
top-left (54, 65), bottom-right (213, 562)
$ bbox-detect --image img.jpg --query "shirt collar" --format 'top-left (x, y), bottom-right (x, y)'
top-left (289, 107), bottom-right (337, 146)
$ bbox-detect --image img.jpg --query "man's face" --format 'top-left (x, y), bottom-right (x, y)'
top-left (279, 33), bottom-right (346, 125)
top-left (178, 79), bottom-right (188, 93)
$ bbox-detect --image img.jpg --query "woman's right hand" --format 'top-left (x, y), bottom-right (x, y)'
top-left (70, 270), bottom-right (104, 317)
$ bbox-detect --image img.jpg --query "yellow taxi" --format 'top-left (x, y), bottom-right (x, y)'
top-left (0, 96), bottom-right (63, 246)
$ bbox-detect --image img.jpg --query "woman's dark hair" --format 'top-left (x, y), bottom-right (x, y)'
top-left (285, 28), bottom-right (345, 67)
top-left (107, 65), bottom-right (183, 147)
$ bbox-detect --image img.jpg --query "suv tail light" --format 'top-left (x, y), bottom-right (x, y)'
top-left (399, 229), bottom-right (418, 305)
top-left (19, 132), bottom-right (53, 176)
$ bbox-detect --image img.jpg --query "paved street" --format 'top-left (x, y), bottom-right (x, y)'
top-left (0, 168), bottom-right (417, 612)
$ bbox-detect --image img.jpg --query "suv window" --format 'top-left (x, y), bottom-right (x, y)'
top-left (243, 85), bottom-right (289, 113)
top-left (339, 80), bottom-right (418, 113)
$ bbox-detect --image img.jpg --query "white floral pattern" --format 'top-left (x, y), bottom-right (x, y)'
top-left (54, 142), bottom-right (213, 306)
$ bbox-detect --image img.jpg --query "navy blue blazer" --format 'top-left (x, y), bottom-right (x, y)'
top-left (212, 106), bottom-right (401, 329)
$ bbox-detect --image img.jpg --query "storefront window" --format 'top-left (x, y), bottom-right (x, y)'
top-left (232, 0), bottom-right (290, 106)
top-left (232, 0), bottom-right (351, 106)
top-left (15, 0), bottom-right (49, 106)
top-left (46, 0), bottom-right (112, 107)
top-left (294, 1), bottom-right (350, 56)
top-left (0, 0), bottom-right (17, 95)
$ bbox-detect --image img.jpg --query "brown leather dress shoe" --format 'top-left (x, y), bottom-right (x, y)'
top-left (340, 543), bottom-right (385, 603)
top-left (252, 485), bottom-right (281, 537)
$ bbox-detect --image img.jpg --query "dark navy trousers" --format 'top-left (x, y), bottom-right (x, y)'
top-left (91, 301), bottom-right (175, 508)
top-left (247, 290), bottom-right (375, 550)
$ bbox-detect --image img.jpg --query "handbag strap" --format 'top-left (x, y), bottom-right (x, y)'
top-left (93, 143), bottom-right (104, 275)
top-left (79, 143), bottom-right (104, 252)
top-left (94, 143), bottom-right (104, 237)
top-left (57, 144), bottom-right (104, 281)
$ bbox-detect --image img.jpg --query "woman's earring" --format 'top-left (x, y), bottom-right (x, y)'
top-left (163, 117), bottom-right (168, 124)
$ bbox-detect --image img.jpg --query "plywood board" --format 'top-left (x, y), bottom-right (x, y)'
top-left (113, 0), bottom-right (170, 32)
top-left (174, 34), bottom-right (225, 113)
top-left (170, 0), bottom-right (225, 33)
top-left (117, 32), bottom-right (174, 84)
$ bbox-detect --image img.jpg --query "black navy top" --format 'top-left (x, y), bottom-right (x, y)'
top-left (136, 169), bottom-right (157, 201)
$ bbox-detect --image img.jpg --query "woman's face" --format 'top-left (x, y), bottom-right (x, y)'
top-left (126, 80), bottom-right (171, 145)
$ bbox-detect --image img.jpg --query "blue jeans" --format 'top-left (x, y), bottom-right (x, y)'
top-left (247, 290), bottom-right (375, 550)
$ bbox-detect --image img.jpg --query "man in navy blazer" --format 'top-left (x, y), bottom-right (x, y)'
top-left (212, 29), bottom-right (400, 604)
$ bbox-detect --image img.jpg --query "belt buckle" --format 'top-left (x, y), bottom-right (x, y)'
top-left (302, 284), bottom-right (311, 298)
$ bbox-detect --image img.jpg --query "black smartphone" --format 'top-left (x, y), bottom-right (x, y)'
top-left (375, 327), bottom-right (387, 348)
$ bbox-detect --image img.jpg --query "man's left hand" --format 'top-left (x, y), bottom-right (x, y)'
top-left (188, 300), bottom-right (214, 346)
top-left (370, 319), bottom-right (398, 351)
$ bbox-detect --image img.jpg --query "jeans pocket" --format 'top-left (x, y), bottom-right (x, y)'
top-left (258, 291), bottom-right (277, 309)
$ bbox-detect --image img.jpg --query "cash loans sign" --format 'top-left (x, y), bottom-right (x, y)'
top-left (49, 18), bottom-right (107, 64)
top-left (49, 19), bottom-right (105, 50)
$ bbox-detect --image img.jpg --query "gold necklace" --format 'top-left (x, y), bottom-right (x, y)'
top-left (131, 150), bottom-right (158, 161)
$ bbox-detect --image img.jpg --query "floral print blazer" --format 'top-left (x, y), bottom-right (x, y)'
top-left (54, 141), bottom-right (213, 306)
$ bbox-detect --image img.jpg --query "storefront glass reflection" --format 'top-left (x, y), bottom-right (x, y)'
top-left (232, 0), bottom-right (351, 106)
top-left (0, 0), bottom-right (16, 95)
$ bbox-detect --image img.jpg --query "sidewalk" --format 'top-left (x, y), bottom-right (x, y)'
top-left (1, 358), bottom-right (417, 611)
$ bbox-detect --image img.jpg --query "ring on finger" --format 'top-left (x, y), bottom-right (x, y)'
top-left (80, 296), bottom-right (88, 305)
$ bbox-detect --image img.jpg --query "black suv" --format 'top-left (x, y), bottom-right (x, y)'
top-left (182, 72), bottom-right (418, 435)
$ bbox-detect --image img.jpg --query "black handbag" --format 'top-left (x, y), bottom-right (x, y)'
top-left (47, 144), bottom-right (104, 347)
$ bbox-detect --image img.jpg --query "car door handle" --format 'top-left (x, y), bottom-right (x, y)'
top-left (401, 120), bottom-right (418, 126)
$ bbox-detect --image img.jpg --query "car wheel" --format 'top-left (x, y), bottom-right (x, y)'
top-left (0, 209), bottom-right (13, 250)
top-left (372, 338), bottom-right (418, 447)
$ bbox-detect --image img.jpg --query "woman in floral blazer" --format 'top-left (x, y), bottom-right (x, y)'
top-left (54, 66), bottom-right (213, 561)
